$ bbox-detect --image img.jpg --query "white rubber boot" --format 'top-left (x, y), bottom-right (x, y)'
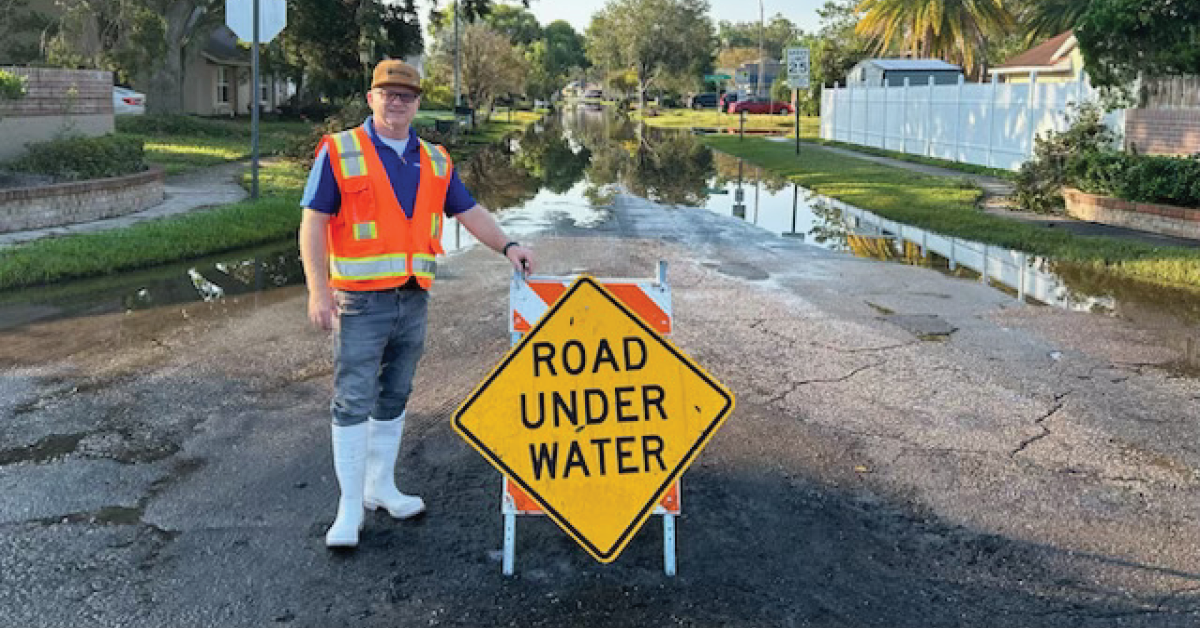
top-left (325, 422), bottom-right (368, 548)
top-left (364, 414), bottom-right (426, 519)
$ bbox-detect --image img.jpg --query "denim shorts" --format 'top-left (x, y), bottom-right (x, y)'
top-left (330, 287), bottom-right (429, 426)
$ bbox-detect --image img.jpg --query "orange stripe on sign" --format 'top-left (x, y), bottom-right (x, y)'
top-left (529, 282), bottom-right (568, 308)
top-left (513, 311), bottom-right (531, 332)
top-left (507, 481), bottom-right (680, 514)
top-left (605, 284), bottom-right (671, 333)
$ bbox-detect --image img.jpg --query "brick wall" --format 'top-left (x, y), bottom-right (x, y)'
top-left (0, 67), bottom-right (114, 162)
top-left (0, 168), bottom-right (164, 233)
top-left (0, 67), bottom-right (113, 117)
top-left (1063, 187), bottom-right (1200, 241)
top-left (1125, 109), bottom-right (1200, 156)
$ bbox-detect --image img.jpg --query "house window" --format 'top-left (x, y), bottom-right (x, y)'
top-left (216, 67), bottom-right (230, 105)
top-left (260, 81), bottom-right (269, 106)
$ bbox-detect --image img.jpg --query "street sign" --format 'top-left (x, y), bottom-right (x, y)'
top-left (705, 74), bottom-right (732, 81)
top-left (454, 277), bottom-right (734, 563)
top-left (226, 0), bottom-right (287, 43)
top-left (786, 47), bottom-right (810, 90)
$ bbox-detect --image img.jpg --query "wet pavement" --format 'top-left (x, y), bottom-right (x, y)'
top-left (1, 110), bottom-right (1198, 627)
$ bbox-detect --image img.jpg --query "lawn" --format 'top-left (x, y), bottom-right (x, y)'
top-left (634, 109), bottom-right (819, 137)
top-left (701, 135), bottom-right (1200, 291)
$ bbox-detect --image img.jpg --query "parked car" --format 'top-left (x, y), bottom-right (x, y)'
top-left (113, 86), bottom-right (145, 115)
top-left (718, 92), bottom-right (740, 110)
top-left (582, 89), bottom-right (604, 101)
top-left (728, 96), bottom-right (791, 115)
top-left (687, 92), bottom-right (719, 109)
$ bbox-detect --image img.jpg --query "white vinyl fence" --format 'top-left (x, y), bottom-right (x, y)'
top-left (820, 73), bottom-right (1124, 171)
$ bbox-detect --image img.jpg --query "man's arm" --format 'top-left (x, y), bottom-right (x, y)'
top-left (454, 203), bottom-right (535, 275)
top-left (299, 209), bottom-right (335, 330)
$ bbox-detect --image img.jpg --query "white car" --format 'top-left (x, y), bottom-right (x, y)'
top-left (113, 86), bottom-right (145, 115)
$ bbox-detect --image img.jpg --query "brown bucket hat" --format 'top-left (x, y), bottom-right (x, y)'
top-left (371, 59), bottom-right (423, 93)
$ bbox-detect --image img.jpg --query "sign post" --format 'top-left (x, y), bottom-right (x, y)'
top-left (786, 47), bottom-right (810, 155)
top-left (454, 267), bottom-right (734, 572)
top-left (226, 0), bottom-right (286, 199)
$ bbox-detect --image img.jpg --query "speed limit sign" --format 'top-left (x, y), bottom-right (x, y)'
top-left (786, 47), bottom-right (810, 89)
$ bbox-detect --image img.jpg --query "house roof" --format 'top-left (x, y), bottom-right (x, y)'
top-left (993, 30), bottom-right (1075, 71)
top-left (861, 59), bottom-right (962, 72)
top-left (202, 26), bottom-right (250, 67)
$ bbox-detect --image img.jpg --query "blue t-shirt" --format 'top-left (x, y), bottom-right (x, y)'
top-left (301, 116), bottom-right (476, 218)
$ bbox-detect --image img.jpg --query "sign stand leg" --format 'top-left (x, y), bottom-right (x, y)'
top-left (503, 512), bottom-right (516, 576)
top-left (663, 514), bottom-right (677, 576)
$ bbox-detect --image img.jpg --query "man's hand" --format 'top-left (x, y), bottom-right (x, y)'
top-left (505, 244), bottom-right (535, 277)
top-left (308, 289), bottom-right (336, 331)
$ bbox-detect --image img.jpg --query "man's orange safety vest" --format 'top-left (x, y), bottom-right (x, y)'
top-left (319, 124), bottom-right (453, 291)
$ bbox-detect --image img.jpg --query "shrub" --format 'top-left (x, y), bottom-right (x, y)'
top-left (420, 79), bottom-right (454, 111)
top-left (1067, 149), bottom-right (1132, 197)
top-left (279, 96), bottom-right (372, 165)
top-left (10, 134), bottom-right (145, 180)
top-left (1117, 155), bottom-right (1200, 208)
top-left (116, 113), bottom-right (248, 137)
top-left (1015, 102), bottom-right (1118, 213)
top-left (0, 70), bottom-right (26, 100)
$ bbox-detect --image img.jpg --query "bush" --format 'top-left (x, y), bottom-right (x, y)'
top-left (1015, 102), bottom-right (1118, 213)
top-left (1117, 155), bottom-right (1200, 208)
top-left (116, 113), bottom-right (248, 137)
top-left (420, 79), bottom-right (454, 111)
top-left (278, 96), bottom-right (372, 165)
top-left (10, 134), bottom-right (145, 180)
top-left (1068, 150), bottom-right (1200, 209)
top-left (0, 70), bottom-right (26, 100)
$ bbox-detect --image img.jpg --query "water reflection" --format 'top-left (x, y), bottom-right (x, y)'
top-left (705, 155), bottom-right (1200, 331)
top-left (3, 111), bottom-right (1198, 351)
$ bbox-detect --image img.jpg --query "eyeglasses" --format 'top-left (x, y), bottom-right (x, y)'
top-left (375, 90), bottom-right (418, 104)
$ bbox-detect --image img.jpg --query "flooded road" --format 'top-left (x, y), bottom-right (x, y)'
top-left (3, 110), bottom-right (1197, 363)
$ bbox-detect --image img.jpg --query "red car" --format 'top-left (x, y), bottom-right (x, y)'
top-left (728, 97), bottom-right (792, 115)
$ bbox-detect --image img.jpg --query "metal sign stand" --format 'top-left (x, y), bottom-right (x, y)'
top-left (500, 261), bottom-right (679, 576)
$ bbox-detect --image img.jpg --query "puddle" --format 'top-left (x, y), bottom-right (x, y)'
top-left (0, 432), bottom-right (87, 465)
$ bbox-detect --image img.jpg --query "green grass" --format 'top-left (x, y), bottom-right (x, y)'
top-left (122, 119), bottom-right (313, 175)
top-left (702, 135), bottom-right (1200, 290)
top-left (635, 109), bottom-right (818, 135)
top-left (0, 113), bottom-right (543, 290)
top-left (813, 138), bottom-right (1019, 181)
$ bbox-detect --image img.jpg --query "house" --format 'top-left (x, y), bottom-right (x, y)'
top-left (734, 60), bottom-right (782, 96)
top-left (845, 59), bottom-right (963, 87)
top-left (183, 26), bottom-right (293, 116)
top-left (989, 31), bottom-right (1083, 84)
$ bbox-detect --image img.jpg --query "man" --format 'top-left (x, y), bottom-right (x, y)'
top-left (299, 59), bottom-right (534, 549)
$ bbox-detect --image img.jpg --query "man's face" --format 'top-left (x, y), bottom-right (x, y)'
top-left (367, 86), bottom-right (420, 131)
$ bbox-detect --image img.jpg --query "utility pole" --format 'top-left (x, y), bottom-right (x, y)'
top-left (756, 0), bottom-right (765, 98)
top-left (454, 0), bottom-right (462, 107)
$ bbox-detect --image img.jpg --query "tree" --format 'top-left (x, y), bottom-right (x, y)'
top-left (1075, 0), bottom-right (1200, 88)
top-left (854, 0), bottom-right (1013, 79)
top-left (432, 23), bottom-right (527, 115)
top-left (280, 0), bottom-right (422, 102)
top-left (717, 14), bottom-right (802, 60)
top-left (1014, 0), bottom-right (1090, 45)
top-left (586, 0), bottom-right (716, 110)
top-left (524, 20), bottom-right (588, 100)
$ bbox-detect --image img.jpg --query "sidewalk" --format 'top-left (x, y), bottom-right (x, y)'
top-left (777, 138), bottom-right (1200, 249)
top-left (0, 160), bottom-right (250, 248)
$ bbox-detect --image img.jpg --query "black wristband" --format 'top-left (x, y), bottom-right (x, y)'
top-left (501, 241), bottom-right (519, 256)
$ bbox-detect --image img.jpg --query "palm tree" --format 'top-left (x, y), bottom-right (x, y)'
top-left (1016, 0), bottom-right (1091, 44)
top-left (854, 0), bottom-right (1014, 79)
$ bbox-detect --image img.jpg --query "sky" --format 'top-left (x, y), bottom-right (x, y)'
top-left (525, 0), bottom-right (825, 35)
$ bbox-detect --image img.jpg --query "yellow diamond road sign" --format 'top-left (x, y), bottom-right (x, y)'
top-left (454, 277), bottom-right (734, 563)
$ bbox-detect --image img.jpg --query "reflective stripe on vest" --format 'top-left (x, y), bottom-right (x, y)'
top-left (330, 253), bottom-right (408, 281)
top-left (412, 254), bottom-right (436, 278)
top-left (418, 138), bottom-right (448, 177)
top-left (331, 131), bottom-right (367, 179)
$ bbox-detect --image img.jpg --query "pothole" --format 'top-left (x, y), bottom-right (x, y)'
top-left (0, 432), bottom-right (87, 465)
top-left (881, 314), bottom-right (957, 341)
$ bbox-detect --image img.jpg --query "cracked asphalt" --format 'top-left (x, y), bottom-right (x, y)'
top-left (1, 190), bottom-right (1198, 627)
